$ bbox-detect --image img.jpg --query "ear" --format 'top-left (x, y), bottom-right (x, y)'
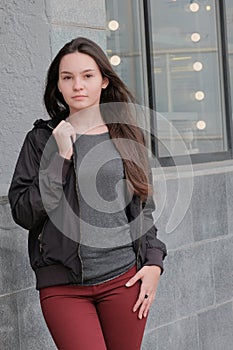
top-left (57, 82), bottom-right (62, 93)
top-left (102, 77), bottom-right (109, 89)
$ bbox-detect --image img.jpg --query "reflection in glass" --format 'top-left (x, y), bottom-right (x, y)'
top-left (108, 20), bottom-right (119, 31)
top-left (189, 3), bottom-right (200, 13)
top-left (191, 32), bottom-right (201, 42)
top-left (193, 61), bottom-right (203, 71)
top-left (106, 1), bottom-right (148, 106)
top-left (150, 0), bottom-right (227, 156)
top-left (105, 1), bottom-right (151, 148)
top-left (109, 55), bottom-right (121, 66)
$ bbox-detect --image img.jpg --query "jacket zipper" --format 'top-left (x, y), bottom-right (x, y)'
top-left (72, 143), bottom-right (84, 284)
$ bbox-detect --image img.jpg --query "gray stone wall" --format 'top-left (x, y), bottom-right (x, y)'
top-left (142, 162), bottom-right (233, 350)
top-left (1, 0), bottom-right (233, 349)
top-left (0, 0), bottom-right (51, 193)
top-left (0, 196), bottom-right (55, 349)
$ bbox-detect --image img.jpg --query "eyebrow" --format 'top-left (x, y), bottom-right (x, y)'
top-left (60, 69), bottom-right (96, 74)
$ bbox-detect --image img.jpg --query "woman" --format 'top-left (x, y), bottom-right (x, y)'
top-left (8, 37), bottom-right (167, 350)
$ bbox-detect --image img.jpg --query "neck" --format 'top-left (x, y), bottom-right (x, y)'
top-left (67, 106), bottom-right (107, 134)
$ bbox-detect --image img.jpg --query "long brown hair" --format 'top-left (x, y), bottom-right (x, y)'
top-left (44, 37), bottom-right (152, 200)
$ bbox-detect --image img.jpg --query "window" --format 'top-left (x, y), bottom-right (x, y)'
top-left (105, 0), bottom-right (233, 165)
top-left (106, 1), bottom-right (148, 105)
top-left (150, 0), bottom-right (228, 160)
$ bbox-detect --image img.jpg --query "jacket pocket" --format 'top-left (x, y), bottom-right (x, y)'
top-left (38, 218), bottom-right (80, 274)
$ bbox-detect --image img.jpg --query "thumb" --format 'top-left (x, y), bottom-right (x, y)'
top-left (125, 271), bottom-right (141, 287)
top-left (70, 133), bottom-right (76, 144)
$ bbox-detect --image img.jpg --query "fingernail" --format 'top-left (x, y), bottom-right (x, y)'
top-left (125, 282), bottom-right (130, 287)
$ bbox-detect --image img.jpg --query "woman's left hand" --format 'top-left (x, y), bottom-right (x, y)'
top-left (125, 265), bottom-right (161, 319)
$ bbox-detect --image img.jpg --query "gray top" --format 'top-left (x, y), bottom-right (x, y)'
top-left (75, 132), bottom-right (136, 285)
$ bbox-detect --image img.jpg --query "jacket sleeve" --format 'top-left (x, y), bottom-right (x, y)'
top-left (142, 194), bottom-right (167, 273)
top-left (8, 130), bottom-right (72, 231)
top-left (141, 164), bottom-right (167, 273)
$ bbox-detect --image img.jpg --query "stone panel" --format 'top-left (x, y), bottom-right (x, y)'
top-left (0, 0), bottom-right (46, 17)
top-left (1, 0), bottom-right (51, 188)
top-left (191, 173), bottom-right (228, 241)
top-left (0, 224), bottom-right (34, 295)
top-left (212, 237), bottom-right (233, 303)
top-left (145, 253), bottom-right (176, 328)
top-left (0, 200), bottom-right (17, 230)
top-left (48, 0), bottom-right (106, 28)
top-left (51, 27), bottom-right (106, 58)
top-left (0, 294), bottom-right (20, 350)
top-left (17, 288), bottom-right (56, 350)
top-left (198, 302), bottom-right (233, 350)
top-left (154, 176), bottom-right (194, 250)
top-left (226, 171), bottom-right (233, 235)
top-left (147, 243), bottom-right (214, 328)
top-left (156, 316), bottom-right (198, 350)
top-left (141, 327), bottom-right (158, 350)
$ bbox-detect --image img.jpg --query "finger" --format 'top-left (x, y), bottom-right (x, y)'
top-left (132, 289), bottom-right (146, 313)
top-left (71, 132), bottom-right (76, 143)
top-left (52, 121), bottom-right (63, 135)
top-left (138, 294), bottom-right (153, 319)
top-left (54, 122), bottom-right (75, 139)
top-left (138, 303), bottom-right (146, 320)
top-left (65, 125), bottom-right (76, 142)
top-left (142, 299), bottom-right (152, 318)
top-left (125, 272), bottom-right (141, 287)
top-left (53, 121), bottom-right (69, 136)
top-left (142, 291), bottom-right (156, 318)
top-left (57, 120), bottom-right (66, 127)
top-left (138, 301), bottom-right (150, 319)
top-left (55, 120), bottom-right (66, 130)
top-left (138, 296), bottom-right (150, 319)
top-left (143, 307), bottom-right (149, 318)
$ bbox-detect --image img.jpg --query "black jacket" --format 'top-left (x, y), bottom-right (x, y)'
top-left (8, 116), bottom-right (167, 290)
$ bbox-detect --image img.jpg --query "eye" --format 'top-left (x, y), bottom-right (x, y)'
top-left (85, 74), bottom-right (93, 78)
top-left (63, 76), bottom-right (72, 80)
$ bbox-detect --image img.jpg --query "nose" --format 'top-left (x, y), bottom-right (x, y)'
top-left (73, 77), bottom-right (83, 91)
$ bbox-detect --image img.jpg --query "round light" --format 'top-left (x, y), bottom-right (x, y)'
top-left (206, 5), bottom-right (211, 11)
top-left (108, 20), bottom-right (119, 31)
top-left (196, 120), bottom-right (206, 130)
top-left (195, 91), bottom-right (205, 101)
top-left (110, 55), bottom-right (121, 66)
top-left (191, 32), bottom-right (201, 43)
top-left (190, 3), bottom-right (200, 12)
top-left (193, 61), bottom-right (203, 71)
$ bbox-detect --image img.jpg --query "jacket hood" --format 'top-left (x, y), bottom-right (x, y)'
top-left (33, 113), bottom-right (66, 131)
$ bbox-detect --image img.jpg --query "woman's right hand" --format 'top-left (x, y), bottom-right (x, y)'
top-left (52, 120), bottom-right (76, 159)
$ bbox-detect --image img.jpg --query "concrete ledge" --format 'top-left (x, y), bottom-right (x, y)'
top-left (153, 160), bottom-right (233, 180)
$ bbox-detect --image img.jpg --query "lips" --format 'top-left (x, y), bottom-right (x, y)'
top-left (72, 95), bottom-right (87, 99)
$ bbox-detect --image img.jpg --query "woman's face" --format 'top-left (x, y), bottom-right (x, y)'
top-left (58, 52), bottom-right (108, 115)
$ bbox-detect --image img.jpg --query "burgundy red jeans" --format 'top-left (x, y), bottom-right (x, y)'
top-left (39, 265), bottom-right (147, 350)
